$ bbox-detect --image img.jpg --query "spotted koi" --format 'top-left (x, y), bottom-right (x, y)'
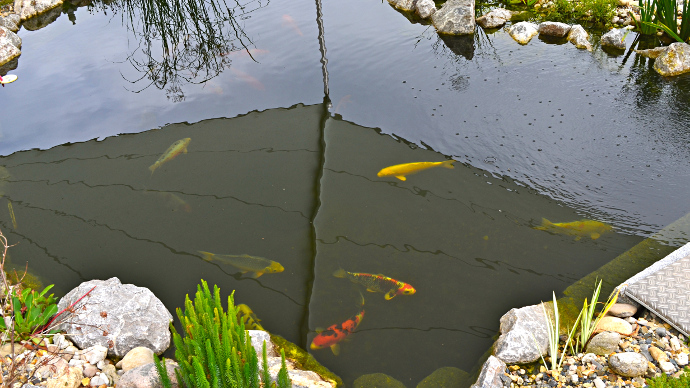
top-left (333, 268), bottom-right (416, 300)
top-left (310, 294), bottom-right (365, 356)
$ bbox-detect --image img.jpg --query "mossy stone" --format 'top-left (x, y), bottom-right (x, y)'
top-left (353, 373), bottom-right (406, 388)
top-left (416, 367), bottom-right (470, 388)
top-left (269, 334), bottom-right (343, 387)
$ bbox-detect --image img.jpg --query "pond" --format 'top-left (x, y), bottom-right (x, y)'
top-left (1, 0), bottom-right (690, 385)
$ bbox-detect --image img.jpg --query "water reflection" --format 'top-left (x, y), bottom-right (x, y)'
top-left (89, 0), bottom-right (268, 100)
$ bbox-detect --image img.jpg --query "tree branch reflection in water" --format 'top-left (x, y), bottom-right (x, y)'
top-left (92, 0), bottom-right (269, 101)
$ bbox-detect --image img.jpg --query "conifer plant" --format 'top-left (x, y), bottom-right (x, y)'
top-left (154, 280), bottom-right (292, 388)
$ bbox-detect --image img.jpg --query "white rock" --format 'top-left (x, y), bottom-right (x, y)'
top-left (582, 353), bottom-right (598, 364)
top-left (431, 0), bottom-right (476, 35)
top-left (675, 352), bottom-right (689, 366)
top-left (81, 345), bottom-right (108, 365)
top-left (61, 345), bottom-right (78, 361)
top-left (660, 360), bottom-right (676, 373)
top-left (670, 337), bottom-right (681, 352)
top-left (68, 358), bottom-right (84, 368)
top-left (508, 22), bottom-right (539, 45)
top-left (415, 0), bottom-right (437, 18)
top-left (13, 0), bottom-right (63, 22)
top-left (90, 373), bottom-right (109, 386)
top-left (476, 8), bottom-right (514, 29)
top-left (97, 360), bottom-right (105, 370)
top-left (593, 377), bottom-right (606, 388)
top-left (54, 334), bottom-right (70, 350)
top-left (567, 24), bottom-right (592, 51)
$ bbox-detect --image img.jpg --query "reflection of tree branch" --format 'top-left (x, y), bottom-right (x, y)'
top-left (91, 0), bottom-right (268, 101)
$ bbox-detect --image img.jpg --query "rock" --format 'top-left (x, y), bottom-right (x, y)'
top-left (20, 6), bottom-right (61, 31)
top-left (655, 327), bottom-right (668, 337)
top-left (5, 14), bottom-right (20, 25)
top-left (265, 357), bottom-right (334, 388)
top-left (582, 353), bottom-right (598, 364)
top-left (538, 21), bottom-right (571, 37)
top-left (248, 330), bottom-right (276, 358)
top-left (414, 0), bottom-right (436, 19)
top-left (0, 17), bottom-right (19, 33)
top-left (470, 356), bottom-right (505, 388)
top-left (600, 28), bottom-right (627, 50)
top-left (13, 0), bottom-right (62, 22)
top-left (493, 304), bottom-right (552, 363)
top-left (101, 364), bottom-right (120, 385)
top-left (90, 373), bottom-right (109, 387)
top-left (83, 364), bottom-right (98, 378)
top-left (594, 316), bottom-right (633, 336)
top-left (568, 24), bottom-right (592, 50)
top-left (353, 373), bottom-right (405, 388)
top-left (476, 8), bottom-right (513, 29)
top-left (36, 355), bottom-right (69, 379)
top-left (431, 0), bottom-right (475, 35)
top-left (586, 331), bottom-right (621, 355)
top-left (80, 345), bottom-right (108, 365)
top-left (57, 277), bottom-right (173, 357)
top-left (117, 347), bottom-right (155, 372)
top-left (659, 360), bottom-right (676, 373)
top-left (608, 352), bottom-right (648, 377)
top-left (649, 346), bottom-right (669, 362)
top-left (0, 26), bottom-right (20, 48)
top-left (0, 54), bottom-right (18, 72)
top-left (508, 22), bottom-right (539, 45)
top-left (54, 334), bottom-right (70, 349)
top-left (593, 377), bottom-right (606, 388)
top-left (438, 34), bottom-right (474, 60)
top-left (46, 366), bottom-right (83, 388)
top-left (0, 27), bottom-right (20, 67)
top-left (62, 345), bottom-right (78, 361)
top-left (117, 360), bottom-right (179, 388)
top-left (417, 367), bottom-right (470, 388)
top-left (0, 342), bottom-right (18, 357)
top-left (636, 46), bottom-right (668, 58)
top-left (675, 352), bottom-right (689, 366)
top-left (388, 0), bottom-right (415, 11)
top-left (670, 336), bottom-right (681, 352)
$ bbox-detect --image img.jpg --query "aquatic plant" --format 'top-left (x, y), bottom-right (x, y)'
top-left (532, 292), bottom-right (576, 372)
top-left (154, 280), bottom-right (292, 388)
top-left (631, 0), bottom-right (657, 34)
top-left (574, 279), bottom-right (619, 353)
top-left (0, 285), bottom-right (58, 341)
top-left (576, 0), bottom-right (617, 25)
top-left (646, 366), bottom-right (690, 387)
top-left (640, 0), bottom-right (690, 41)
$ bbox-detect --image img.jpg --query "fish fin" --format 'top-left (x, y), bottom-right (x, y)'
top-left (574, 236), bottom-right (582, 241)
top-left (315, 327), bottom-right (324, 334)
top-left (183, 147), bottom-right (188, 154)
top-left (248, 272), bottom-right (264, 279)
top-left (384, 290), bottom-right (397, 300)
top-left (333, 268), bottom-right (347, 278)
top-left (441, 160), bottom-right (455, 169)
top-left (395, 176), bottom-right (407, 181)
top-left (541, 218), bottom-right (553, 227)
top-left (330, 344), bottom-right (340, 356)
top-left (198, 251), bottom-right (215, 262)
top-left (590, 233), bottom-right (601, 240)
top-left (366, 288), bottom-right (377, 293)
top-left (148, 164), bottom-right (157, 174)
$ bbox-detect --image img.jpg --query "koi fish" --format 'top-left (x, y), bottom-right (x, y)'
top-left (282, 15), bottom-right (303, 36)
top-left (144, 191), bottom-right (191, 212)
top-left (310, 294), bottom-right (365, 356)
top-left (236, 304), bottom-right (265, 331)
top-left (534, 218), bottom-right (613, 240)
top-left (149, 138), bottom-right (191, 175)
top-left (333, 268), bottom-right (415, 300)
top-left (377, 160), bottom-right (455, 181)
top-left (198, 251), bottom-right (284, 278)
top-left (231, 68), bottom-right (265, 91)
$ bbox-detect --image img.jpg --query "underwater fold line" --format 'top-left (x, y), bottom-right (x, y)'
top-left (0, 218), bottom-right (88, 281)
top-left (4, 196), bottom-right (303, 306)
top-left (316, 325), bottom-right (496, 339)
top-left (6, 178), bottom-right (310, 219)
top-left (317, 235), bottom-right (576, 282)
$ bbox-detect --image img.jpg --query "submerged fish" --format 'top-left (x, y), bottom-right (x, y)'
top-left (7, 200), bottom-right (16, 230)
top-left (149, 138), bottom-right (191, 175)
top-left (534, 218), bottom-right (613, 240)
top-left (377, 160), bottom-right (455, 181)
top-left (310, 294), bottom-right (365, 356)
top-left (144, 191), bottom-right (191, 212)
top-left (231, 68), bottom-right (265, 91)
top-left (236, 304), bottom-right (265, 331)
top-left (198, 251), bottom-right (284, 278)
top-left (281, 14), bottom-right (304, 36)
top-left (333, 268), bottom-right (415, 300)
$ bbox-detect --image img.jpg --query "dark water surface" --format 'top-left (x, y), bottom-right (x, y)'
top-left (0, 0), bottom-right (689, 384)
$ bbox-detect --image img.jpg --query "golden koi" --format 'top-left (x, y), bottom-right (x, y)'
top-left (377, 160), bottom-right (455, 181)
top-left (7, 200), bottom-right (16, 230)
top-left (236, 304), bottom-right (265, 331)
top-left (534, 218), bottom-right (613, 240)
top-left (333, 268), bottom-right (415, 300)
top-left (282, 15), bottom-right (304, 36)
top-left (310, 294), bottom-right (364, 356)
top-left (198, 251), bottom-right (284, 278)
top-left (149, 138), bottom-right (191, 175)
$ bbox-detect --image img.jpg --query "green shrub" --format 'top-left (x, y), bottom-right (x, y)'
top-left (0, 284), bottom-right (58, 341)
top-left (155, 280), bottom-right (292, 388)
top-left (576, 0), bottom-right (617, 25)
top-left (646, 367), bottom-right (690, 387)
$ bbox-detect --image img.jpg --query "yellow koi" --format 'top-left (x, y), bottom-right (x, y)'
top-left (7, 200), bottom-right (16, 230)
top-left (236, 304), bottom-right (265, 331)
top-left (377, 160), bottom-right (455, 181)
top-left (534, 218), bottom-right (613, 240)
top-left (149, 138), bottom-right (191, 175)
top-left (198, 251), bottom-right (284, 278)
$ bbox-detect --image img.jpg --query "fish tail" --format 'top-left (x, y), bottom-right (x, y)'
top-left (358, 292), bottom-right (365, 307)
top-left (541, 218), bottom-right (553, 227)
top-left (333, 268), bottom-right (347, 278)
top-left (149, 163), bottom-right (157, 175)
top-left (441, 160), bottom-right (455, 169)
top-left (198, 251), bottom-right (214, 262)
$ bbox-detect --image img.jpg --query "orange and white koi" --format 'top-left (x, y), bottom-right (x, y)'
top-left (149, 138), bottom-right (191, 175)
top-left (377, 160), bottom-right (455, 181)
top-left (310, 294), bottom-right (365, 356)
top-left (333, 268), bottom-right (415, 300)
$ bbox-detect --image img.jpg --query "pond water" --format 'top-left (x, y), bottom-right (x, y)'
top-left (1, 0), bottom-right (690, 385)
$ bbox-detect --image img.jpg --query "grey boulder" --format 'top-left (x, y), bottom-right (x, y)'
top-left (13, 0), bottom-right (63, 22)
top-left (117, 360), bottom-right (179, 388)
top-left (0, 27), bottom-right (20, 67)
top-left (493, 304), bottom-right (551, 363)
top-left (585, 331), bottom-right (621, 355)
top-left (388, 0), bottom-right (415, 11)
top-left (636, 46), bottom-right (668, 59)
top-left (57, 277), bottom-right (173, 357)
top-left (508, 22), bottom-right (538, 45)
top-left (0, 16), bottom-right (19, 33)
top-left (431, 0), bottom-right (475, 35)
top-left (470, 356), bottom-right (506, 388)
top-left (414, 0), bottom-right (436, 19)
top-left (0, 27), bottom-right (20, 48)
top-left (567, 24), bottom-right (592, 51)
top-left (600, 28), bottom-right (627, 50)
top-left (476, 8), bottom-right (514, 29)
top-left (538, 21), bottom-right (571, 37)
top-left (608, 352), bottom-right (648, 377)
top-left (654, 42), bottom-right (690, 76)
